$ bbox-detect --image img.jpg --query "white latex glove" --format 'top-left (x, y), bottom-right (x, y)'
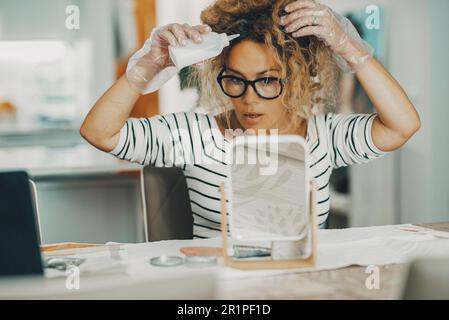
top-left (280, 0), bottom-right (374, 73)
top-left (126, 23), bottom-right (212, 94)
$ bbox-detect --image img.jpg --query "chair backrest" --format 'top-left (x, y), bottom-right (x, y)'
top-left (140, 166), bottom-right (193, 242)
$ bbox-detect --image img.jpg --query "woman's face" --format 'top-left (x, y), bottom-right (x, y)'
top-left (224, 40), bottom-right (290, 132)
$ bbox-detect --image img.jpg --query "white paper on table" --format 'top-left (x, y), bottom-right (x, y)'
top-left (43, 225), bottom-right (449, 281)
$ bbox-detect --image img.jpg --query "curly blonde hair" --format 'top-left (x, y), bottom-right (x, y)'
top-left (189, 0), bottom-right (340, 130)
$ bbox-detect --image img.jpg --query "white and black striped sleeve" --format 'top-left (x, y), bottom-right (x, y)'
top-left (327, 113), bottom-right (389, 169)
top-left (109, 114), bottom-right (185, 167)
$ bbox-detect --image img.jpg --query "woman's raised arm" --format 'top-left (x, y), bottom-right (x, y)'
top-left (280, 0), bottom-right (420, 151)
top-left (80, 23), bottom-right (212, 152)
top-left (80, 75), bottom-right (140, 152)
top-left (355, 59), bottom-right (420, 152)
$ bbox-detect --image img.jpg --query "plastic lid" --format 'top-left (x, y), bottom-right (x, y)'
top-left (149, 255), bottom-right (183, 267)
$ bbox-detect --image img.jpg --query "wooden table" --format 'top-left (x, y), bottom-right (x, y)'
top-left (3, 224), bottom-right (449, 299)
top-left (216, 264), bottom-right (406, 299)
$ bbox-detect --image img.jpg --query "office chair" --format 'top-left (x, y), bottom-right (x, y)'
top-left (140, 166), bottom-right (193, 242)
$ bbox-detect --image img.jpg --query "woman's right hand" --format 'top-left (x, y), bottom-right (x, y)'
top-left (126, 22), bottom-right (212, 94)
top-left (149, 23), bottom-right (212, 69)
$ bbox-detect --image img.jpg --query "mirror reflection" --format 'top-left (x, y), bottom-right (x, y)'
top-left (227, 136), bottom-right (312, 261)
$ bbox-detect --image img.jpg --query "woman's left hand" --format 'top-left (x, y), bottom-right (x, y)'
top-left (280, 0), bottom-right (373, 72)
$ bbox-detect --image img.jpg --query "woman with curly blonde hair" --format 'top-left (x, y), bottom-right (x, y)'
top-left (80, 0), bottom-right (420, 238)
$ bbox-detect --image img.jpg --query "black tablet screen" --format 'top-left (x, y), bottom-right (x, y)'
top-left (0, 171), bottom-right (43, 276)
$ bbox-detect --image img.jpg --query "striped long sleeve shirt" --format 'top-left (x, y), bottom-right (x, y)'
top-left (110, 112), bottom-right (388, 238)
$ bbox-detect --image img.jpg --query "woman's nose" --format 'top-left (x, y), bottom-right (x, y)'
top-left (241, 84), bottom-right (260, 104)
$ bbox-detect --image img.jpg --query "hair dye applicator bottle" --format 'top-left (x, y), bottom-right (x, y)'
top-left (169, 32), bottom-right (240, 70)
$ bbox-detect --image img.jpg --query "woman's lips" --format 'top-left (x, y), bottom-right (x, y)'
top-left (240, 113), bottom-right (264, 124)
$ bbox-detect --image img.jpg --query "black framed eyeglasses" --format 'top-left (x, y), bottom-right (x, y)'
top-left (216, 67), bottom-right (285, 100)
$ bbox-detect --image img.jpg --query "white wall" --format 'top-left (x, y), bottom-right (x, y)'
top-left (429, 0), bottom-right (449, 223)
top-left (78, 0), bottom-right (116, 111)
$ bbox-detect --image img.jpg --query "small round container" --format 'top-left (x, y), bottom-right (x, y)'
top-left (149, 255), bottom-right (183, 267)
top-left (184, 255), bottom-right (218, 267)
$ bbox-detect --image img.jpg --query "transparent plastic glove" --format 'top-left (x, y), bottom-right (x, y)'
top-left (126, 23), bottom-right (212, 94)
top-left (280, 0), bottom-right (374, 73)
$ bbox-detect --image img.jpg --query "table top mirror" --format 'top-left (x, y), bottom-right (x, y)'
top-left (220, 135), bottom-right (317, 270)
